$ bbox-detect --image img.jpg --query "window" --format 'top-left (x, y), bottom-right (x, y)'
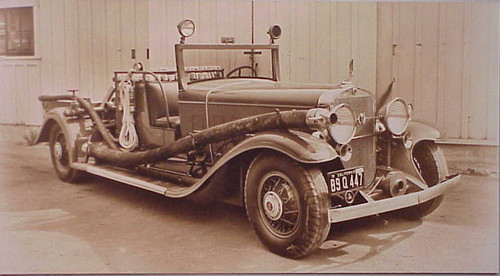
top-left (0, 7), bottom-right (34, 56)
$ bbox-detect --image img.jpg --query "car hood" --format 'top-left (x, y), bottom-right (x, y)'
top-left (182, 78), bottom-right (351, 108)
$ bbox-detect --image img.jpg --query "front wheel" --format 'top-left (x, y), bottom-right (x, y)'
top-left (49, 124), bottom-right (83, 182)
top-left (397, 141), bottom-right (448, 220)
top-left (244, 152), bottom-right (330, 259)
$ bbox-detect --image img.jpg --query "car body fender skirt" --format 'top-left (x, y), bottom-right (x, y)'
top-left (391, 120), bottom-right (442, 183)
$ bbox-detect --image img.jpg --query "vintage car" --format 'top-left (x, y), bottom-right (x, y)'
top-left (35, 19), bottom-right (460, 259)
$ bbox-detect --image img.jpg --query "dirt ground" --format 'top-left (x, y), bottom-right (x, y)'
top-left (0, 125), bottom-right (498, 273)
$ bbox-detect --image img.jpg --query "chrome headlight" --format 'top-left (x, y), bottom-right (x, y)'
top-left (383, 98), bottom-right (410, 135)
top-left (328, 104), bottom-right (357, 144)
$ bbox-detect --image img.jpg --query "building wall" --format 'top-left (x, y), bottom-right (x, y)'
top-left (377, 2), bottom-right (499, 141)
top-left (0, 0), bottom-right (498, 144)
top-left (0, 0), bottom-right (149, 125)
top-left (148, 0), bottom-right (377, 92)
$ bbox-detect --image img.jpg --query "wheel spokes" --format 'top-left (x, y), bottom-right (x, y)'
top-left (260, 173), bottom-right (300, 237)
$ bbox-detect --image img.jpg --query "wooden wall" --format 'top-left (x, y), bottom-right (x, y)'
top-left (0, 0), bottom-right (149, 125)
top-left (148, 0), bottom-right (377, 92)
top-left (377, 2), bottom-right (499, 141)
top-left (1, 0), bottom-right (498, 144)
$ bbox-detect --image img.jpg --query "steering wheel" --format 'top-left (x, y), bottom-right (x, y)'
top-left (226, 65), bottom-right (258, 78)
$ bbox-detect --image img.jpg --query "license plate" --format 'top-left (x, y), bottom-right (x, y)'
top-left (327, 167), bottom-right (365, 194)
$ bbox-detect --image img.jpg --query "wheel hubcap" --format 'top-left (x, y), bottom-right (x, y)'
top-left (259, 172), bottom-right (301, 238)
top-left (54, 142), bottom-right (63, 161)
top-left (263, 191), bottom-right (283, 221)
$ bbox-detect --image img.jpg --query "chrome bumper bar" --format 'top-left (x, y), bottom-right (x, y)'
top-left (328, 174), bottom-right (461, 223)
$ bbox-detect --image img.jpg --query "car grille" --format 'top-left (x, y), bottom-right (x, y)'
top-left (333, 91), bottom-right (376, 185)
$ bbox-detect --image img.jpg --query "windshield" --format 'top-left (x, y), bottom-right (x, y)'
top-left (176, 44), bottom-right (279, 86)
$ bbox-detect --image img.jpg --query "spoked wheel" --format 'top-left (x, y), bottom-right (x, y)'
top-left (397, 141), bottom-right (448, 220)
top-left (49, 124), bottom-right (82, 182)
top-left (259, 172), bottom-right (301, 238)
top-left (245, 152), bottom-right (330, 259)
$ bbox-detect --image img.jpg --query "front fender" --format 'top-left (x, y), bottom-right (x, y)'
top-left (166, 130), bottom-right (338, 198)
top-left (407, 120), bottom-right (441, 145)
top-left (229, 130), bottom-right (338, 164)
top-left (391, 120), bottom-right (442, 183)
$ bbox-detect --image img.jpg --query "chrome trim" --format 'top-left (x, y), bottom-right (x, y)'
top-left (178, 100), bottom-right (311, 109)
top-left (351, 132), bottom-right (378, 140)
top-left (328, 174), bottom-right (460, 223)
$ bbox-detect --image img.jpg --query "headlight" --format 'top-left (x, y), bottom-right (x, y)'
top-left (328, 104), bottom-right (356, 144)
top-left (383, 98), bottom-right (410, 135)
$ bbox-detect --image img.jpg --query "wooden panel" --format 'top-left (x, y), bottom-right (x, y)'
top-left (148, 0), bottom-right (167, 69)
top-left (254, 1), bottom-right (274, 78)
top-left (395, 3), bottom-right (416, 101)
top-left (105, 0), bottom-right (122, 74)
top-left (442, 2), bottom-right (465, 139)
top-left (26, 64), bottom-right (42, 125)
top-left (377, 2), bottom-right (499, 141)
top-left (197, 0), bottom-right (216, 67)
top-left (14, 65), bottom-right (28, 123)
top-left (486, 3), bottom-right (499, 140)
top-left (51, 0), bottom-right (66, 93)
top-left (91, 0), bottom-right (107, 99)
top-left (418, 2), bottom-right (439, 123)
top-left (120, 0), bottom-right (136, 69)
top-left (275, 1), bottom-right (292, 81)
top-left (0, 65), bottom-right (17, 123)
top-left (314, 1), bottom-right (332, 84)
top-left (64, 0), bottom-right (79, 90)
top-left (376, 3), bottom-right (394, 104)
top-left (356, 2), bottom-right (377, 93)
top-left (466, 3), bottom-right (490, 139)
top-left (39, 0), bottom-right (53, 95)
top-left (165, 0), bottom-right (182, 67)
top-left (334, 2), bottom-right (352, 85)
top-left (135, 0), bottom-right (149, 68)
top-left (77, 0), bottom-right (93, 98)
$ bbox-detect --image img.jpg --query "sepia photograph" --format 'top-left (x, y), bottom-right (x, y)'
top-left (0, 0), bottom-right (498, 273)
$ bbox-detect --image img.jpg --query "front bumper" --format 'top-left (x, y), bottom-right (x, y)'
top-left (328, 173), bottom-right (461, 223)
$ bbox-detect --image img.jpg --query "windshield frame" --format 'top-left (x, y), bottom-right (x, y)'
top-left (174, 43), bottom-right (281, 91)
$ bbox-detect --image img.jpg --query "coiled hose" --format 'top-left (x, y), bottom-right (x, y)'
top-left (118, 80), bottom-right (139, 151)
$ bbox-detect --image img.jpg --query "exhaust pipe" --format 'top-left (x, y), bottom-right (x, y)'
top-left (379, 171), bottom-right (408, 197)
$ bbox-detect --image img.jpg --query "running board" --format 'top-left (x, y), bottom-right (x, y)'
top-left (71, 163), bottom-right (187, 196)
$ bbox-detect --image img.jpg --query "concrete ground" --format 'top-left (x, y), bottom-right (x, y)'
top-left (0, 125), bottom-right (498, 273)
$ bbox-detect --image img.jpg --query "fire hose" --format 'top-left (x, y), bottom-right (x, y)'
top-left (40, 95), bottom-right (328, 168)
top-left (39, 94), bottom-right (119, 151)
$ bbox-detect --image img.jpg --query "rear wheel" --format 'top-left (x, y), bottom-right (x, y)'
top-left (49, 124), bottom-right (82, 182)
top-left (244, 152), bottom-right (330, 259)
top-left (397, 141), bottom-right (448, 219)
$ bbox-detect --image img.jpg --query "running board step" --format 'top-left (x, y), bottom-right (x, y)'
top-left (72, 163), bottom-right (187, 195)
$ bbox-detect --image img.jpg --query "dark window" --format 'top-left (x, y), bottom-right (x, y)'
top-left (0, 7), bottom-right (34, 56)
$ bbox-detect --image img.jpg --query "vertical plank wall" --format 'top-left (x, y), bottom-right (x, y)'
top-left (148, 1), bottom-right (377, 92)
top-left (377, 2), bottom-right (499, 141)
top-left (1, 1), bottom-right (498, 143)
top-left (0, 0), bottom-right (149, 125)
